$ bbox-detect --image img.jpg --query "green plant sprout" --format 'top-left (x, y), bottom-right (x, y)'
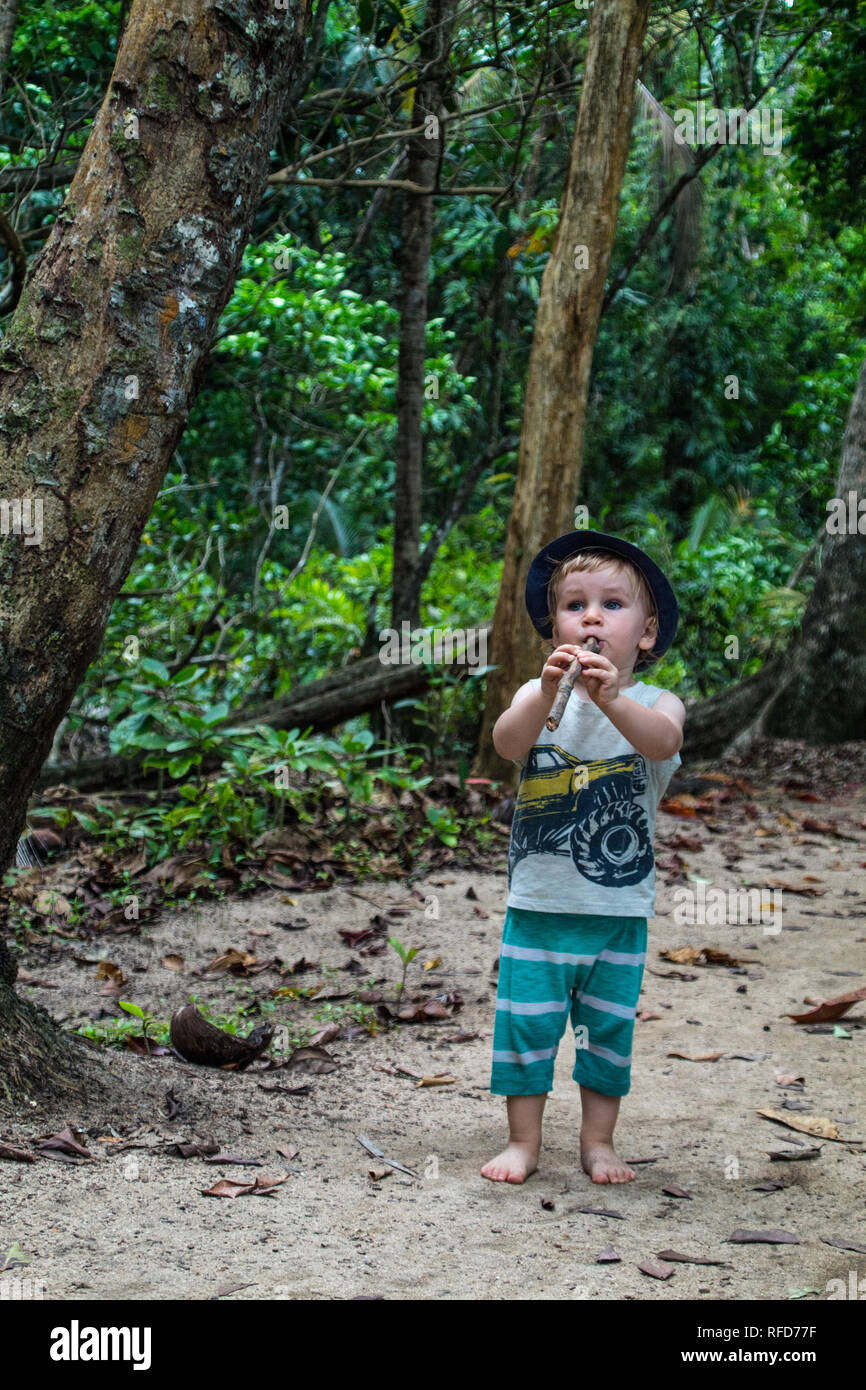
top-left (388, 937), bottom-right (422, 1005)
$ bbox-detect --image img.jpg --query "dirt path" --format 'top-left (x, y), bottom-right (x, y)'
top-left (2, 752), bottom-right (865, 1301)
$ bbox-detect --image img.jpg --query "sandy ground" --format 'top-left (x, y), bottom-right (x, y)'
top-left (2, 755), bottom-right (865, 1302)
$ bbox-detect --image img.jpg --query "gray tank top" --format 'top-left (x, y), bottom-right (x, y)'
top-left (506, 678), bottom-right (681, 918)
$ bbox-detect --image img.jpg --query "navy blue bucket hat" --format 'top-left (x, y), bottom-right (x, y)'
top-left (524, 529), bottom-right (679, 673)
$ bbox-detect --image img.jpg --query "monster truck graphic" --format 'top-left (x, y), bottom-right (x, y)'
top-left (507, 744), bottom-right (652, 889)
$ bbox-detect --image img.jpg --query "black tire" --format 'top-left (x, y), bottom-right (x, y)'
top-left (571, 794), bottom-right (653, 887)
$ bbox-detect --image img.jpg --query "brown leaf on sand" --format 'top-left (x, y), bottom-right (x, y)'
top-left (194, 948), bottom-right (257, 977)
top-left (774, 1070), bottom-right (805, 1085)
top-left (124, 1035), bottom-right (171, 1056)
top-left (275, 1145), bottom-right (299, 1161)
top-left (667, 1051), bottom-right (725, 1063)
top-left (756, 1109), bottom-right (844, 1141)
top-left (37, 1126), bottom-right (93, 1160)
top-left (661, 947), bottom-right (748, 967)
top-left (596, 1246), bottom-right (621, 1263)
top-left (16, 970), bottom-right (58, 989)
top-left (799, 817), bottom-right (858, 840)
top-left (161, 953), bottom-right (185, 971)
top-left (0, 1143), bottom-right (37, 1163)
top-left (785, 985), bottom-right (866, 1024)
top-left (201, 1174), bottom-right (288, 1199)
top-left (656, 1250), bottom-right (727, 1266)
top-left (284, 1045), bottom-right (338, 1074)
top-left (820, 1236), bottom-right (866, 1254)
top-left (662, 1184), bottom-right (691, 1199)
top-left (638, 1260), bottom-right (675, 1279)
top-left (768, 1148), bottom-right (822, 1162)
top-left (34, 889), bottom-right (72, 916)
top-left (202, 1153), bottom-right (263, 1166)
top-left (95, 960), bottom-right (127, 995)
top-left (638, 1011), bottom-right (662, 1021)
top-left (727, 1229), bottom-right (799, 1244)
top-left (170, 1142), bottom-right (221, 1159)
top-left (761, 877), bottom-right (825, 897)
top-left (170, 1003), bottom-right (273, 1069)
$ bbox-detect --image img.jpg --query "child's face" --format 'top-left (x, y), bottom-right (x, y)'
top-left (550, 563), bottom-right (657, 674)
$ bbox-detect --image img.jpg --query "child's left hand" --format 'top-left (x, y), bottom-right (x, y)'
top-left (577, 648), bottom-right (619, 709)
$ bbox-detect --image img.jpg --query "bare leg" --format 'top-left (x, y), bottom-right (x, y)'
top-left (579, 1085), bottom-right (636, 1183)
top-left (481, 1093), bottom-right (546, 1183)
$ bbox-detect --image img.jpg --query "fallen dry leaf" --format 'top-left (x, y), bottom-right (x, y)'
top-left (785, 985), bottom-right (866, 1024)
top-left (774, 1070), bottom-right (805, 1085)
top-left (284, 1045), bottom-right (337, 1074)
top-left (638, 1260), bottom-right (675, 1279)
top-left (761, 878), bottom-right (826, 897)
top-left (727, 1229), bottom-right (799, 1244)
top-left (415, 1075), bottom-right (457, 1087)
top-left (768, 1148), bottom-right (822, 1162)
top-left (596, 1245), bottom-right (621, 1263)
top-left (655, 1250), bottom-right (726, 1266)
top-left (34, 890), bottom-right (72, 916)
top-left (0, 1143), bottom-right (36, 1163)
top-left (667, 1051), bottom-right (725, 1063)
top-left (662, 1184), bottom-right (691, 1199)
top-left (756, 1109), bottom-right (844, 1141)
top-left (195, 948), bottom-right (257, 976)
top-left (95, 960), bottom-right (128, 988)
top-left (201, 1174), bottom-right (288, 1199)
top-left (202, 1153), bottom-right (263, 1166)
top-left (799, 818), bottom-right (858, 840)
top-left (16, 970), bottom-right (58, 988)
top-left (661, 947), bottom-right (747, 967)
top-left (161, 953), bottom-right (185, 971)
top-left (820, 1236), bottom-right (866, 1254)
top-left (37, 1126), bottom-right (93, 1161)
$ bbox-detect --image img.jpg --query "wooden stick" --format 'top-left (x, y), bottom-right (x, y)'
top-left (545, 637), bottom-right (602, 731)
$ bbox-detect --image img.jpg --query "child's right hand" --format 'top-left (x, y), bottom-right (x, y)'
top-left (540, 645), bottom-right (581, 703)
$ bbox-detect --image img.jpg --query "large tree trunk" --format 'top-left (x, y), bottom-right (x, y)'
top-left (0, 0), bottom-right (310, 1105)
top-left (391, 0), bottom-right (458, 629)
top-left (473, 0), bottom-right (652, 782)
top-left (745, 352), bottom-right (866, 744)
top-left (681, 349), bottom-right (866, 760)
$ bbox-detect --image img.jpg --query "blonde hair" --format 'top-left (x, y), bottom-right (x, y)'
top-left (545, 549), bottom-right (661, 671)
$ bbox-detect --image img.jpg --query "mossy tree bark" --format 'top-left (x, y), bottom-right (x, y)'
top-left (473, 0), bottom-right (652, 783)
top-left (0, 0), bottom-right (310, 1107)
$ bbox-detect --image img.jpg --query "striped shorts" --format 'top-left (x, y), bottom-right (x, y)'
top-left (490, 906), bottom-right (647, 1099)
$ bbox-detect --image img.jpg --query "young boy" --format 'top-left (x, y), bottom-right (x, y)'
top-left (481, 530), bottom-right (685, 1186)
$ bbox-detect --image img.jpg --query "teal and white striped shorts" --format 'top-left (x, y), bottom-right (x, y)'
top-left (490, 906), bottom-right (647, 1098)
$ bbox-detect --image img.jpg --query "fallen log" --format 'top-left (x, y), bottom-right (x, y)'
top-left (33, 623), bottom-right (492, 792)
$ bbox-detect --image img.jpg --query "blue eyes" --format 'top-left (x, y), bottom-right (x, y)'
top-left (567, 600), bottom-right (621, 610)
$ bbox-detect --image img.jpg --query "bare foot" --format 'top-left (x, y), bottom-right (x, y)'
top-left (481, 1141), bottom-right (539, 1184)
top-left (580, 1140), bottom-right (635, 1183)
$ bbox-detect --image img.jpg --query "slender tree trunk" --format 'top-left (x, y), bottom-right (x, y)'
top-left (474, 0), bottom-right (652, 781)
top-left (0, 0), bottom-right (19, 102)
top-left (0, 0), bottom-right (310, 1106)
top-left (391, 0), bottom-right (458, 629)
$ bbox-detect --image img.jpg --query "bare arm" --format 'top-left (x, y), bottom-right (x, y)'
top-left (602, 689), bottom-right (686, 760)
top-left (492, 682), bottom-right (554, 762)
top-left (492, 644), bottom-right (585, 762)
